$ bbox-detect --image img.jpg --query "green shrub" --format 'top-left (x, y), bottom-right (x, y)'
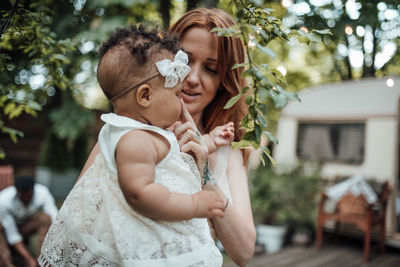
top-left (250, 163), bottom-right (327, 235)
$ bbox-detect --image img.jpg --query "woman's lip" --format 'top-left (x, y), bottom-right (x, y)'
top-left (181, 90), bottom-right (200, 102)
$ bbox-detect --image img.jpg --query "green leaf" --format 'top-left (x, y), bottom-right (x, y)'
top-left (261, 146), bottom-right (275, 165)
top-left (257, 88), bottom-right (269, 101)
top-left (240, 86), bottom-right (250, 94)
top-left (275, 85), bottom-right (301, 102)
top-left (270, 90), bottom-right (288, 108)
top-left (307, 32), bottom-right (322, 42)
top-left (232, 139), bottom-right (252, 149)
top-left (313, 29), bottom-right (332, 35)
top-left (256, 44), bottom-right (275, 58)
top-left (224, 93), bottom-right (243, 109)
top-left (4, 102), bottom-right (15, 115)
top-left (1, 126), bottom-right (24, 143)
top-left (257, 103), bottom-right (268, 113)
top-left (263, 130), bottom-right (278, 145)
top-left (262, 8), bottom-right (275, 14)
top-left (27, 101), bottom-right (42, 111)
top-left (9, 105), bottom-right (24, 119)
top-left (257, 113), bottom-right (267, 128)
top-left (232, 62), bottom-right (248, 69)
top-left (255, 124), bottom-right (261, 140)
top-left (53, 54), bottom-right (70, 64)
top-left (245, 95), bottom-right (252, 105)
top-left (210, 27), bottom-right (240, 37)
top-left (297, 29), bottom-right (307, 37)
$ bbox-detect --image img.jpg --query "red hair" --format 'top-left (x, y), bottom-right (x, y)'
top-left (170, 8), bottom-right (248, 143)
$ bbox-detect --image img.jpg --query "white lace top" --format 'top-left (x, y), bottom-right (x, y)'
top-left (38, 113), bottom-right (222, 267)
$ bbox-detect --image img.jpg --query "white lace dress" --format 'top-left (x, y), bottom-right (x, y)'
top-left (38, 113), bottom-right (222, 267)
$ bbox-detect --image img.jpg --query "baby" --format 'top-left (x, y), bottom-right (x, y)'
top-left (38, 25), bottom-right (227, 266)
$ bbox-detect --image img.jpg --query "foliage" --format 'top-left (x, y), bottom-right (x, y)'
top-left (0, 0), bottom-right (162, 168)
top-left (284, 0), bottom-right (400, 79)
top-left (213, 0), bottom-right (330, 162)
top-left (0, 0), bottom-right (75, 159)
top-left (38, 128), bottom-right (90, 171)
top-left (250, 162), bottom-right (326, 233)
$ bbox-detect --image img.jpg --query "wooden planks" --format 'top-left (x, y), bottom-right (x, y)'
top-left (223, 243), bottom-right (400, 267)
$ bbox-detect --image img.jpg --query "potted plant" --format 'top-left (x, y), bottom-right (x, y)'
top-left (250, 162), bottom-right (325, 253)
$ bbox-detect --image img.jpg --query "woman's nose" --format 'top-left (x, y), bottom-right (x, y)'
top-left (185, 64), bottom-right (200, 87)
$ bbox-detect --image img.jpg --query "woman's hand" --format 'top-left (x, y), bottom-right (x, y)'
top-left (172, 99), bottom-right (208, 172)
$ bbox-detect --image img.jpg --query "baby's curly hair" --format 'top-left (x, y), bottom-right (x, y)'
top-left (97, 24), bottom-right (180, 100)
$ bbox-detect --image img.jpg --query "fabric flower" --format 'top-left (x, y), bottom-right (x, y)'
top-left (156, 50), bottom-right (191, 88)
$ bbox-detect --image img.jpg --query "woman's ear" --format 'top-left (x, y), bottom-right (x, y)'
top-left (136, 84), bottom-right (152, 107)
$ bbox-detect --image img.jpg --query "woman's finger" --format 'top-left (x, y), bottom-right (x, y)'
top-left (174, 121), bottom-right (198, 140)
top-left (179, 98), bottom-right (196, 125)
top-left (181, 141), bottom-right (208, 162)
top-left (178, 129), bottom-right (199, 147)
top-left (181, 141), bottom-right (207, 155)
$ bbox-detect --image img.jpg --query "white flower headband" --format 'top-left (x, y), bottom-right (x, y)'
top-left (110, 50), bottom-right (191, 101)
top-left (156, 50), bottom-right (191, 88)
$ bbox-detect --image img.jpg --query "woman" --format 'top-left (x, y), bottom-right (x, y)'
top-left (79, 8), bottom-right (256, 266)
top-left (170, 8), bottom-right (256, 266)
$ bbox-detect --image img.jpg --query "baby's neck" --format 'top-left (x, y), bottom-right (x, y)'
top-left (116, 111), bottom-right (151, 125)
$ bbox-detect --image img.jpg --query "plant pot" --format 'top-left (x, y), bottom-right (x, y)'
top-left (256, 224), bottom-right (287, 254)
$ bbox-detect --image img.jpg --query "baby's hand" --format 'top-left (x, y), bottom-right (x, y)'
top-left (192, 190), bottom-right (225, 218)
top-left (204, 122), bottom-right (235, 153)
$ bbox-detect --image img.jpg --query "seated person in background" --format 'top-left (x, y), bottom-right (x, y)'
top-left (0, 176), bottom-right (58, 267)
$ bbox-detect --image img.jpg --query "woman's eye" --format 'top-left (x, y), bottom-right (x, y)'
top-left (206, 67), bottom-right (218, 74)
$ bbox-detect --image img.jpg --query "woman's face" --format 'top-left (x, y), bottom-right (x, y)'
top-left (180, 27), bottom-right (221, 125)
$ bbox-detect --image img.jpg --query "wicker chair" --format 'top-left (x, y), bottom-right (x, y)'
top-left (315, 181), bottom-right (389, 262)
top-left (0, 165), bottom-right (14, 191)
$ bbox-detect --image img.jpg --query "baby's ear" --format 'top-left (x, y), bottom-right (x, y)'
top-left (136, 84), bottom-right (152, 107)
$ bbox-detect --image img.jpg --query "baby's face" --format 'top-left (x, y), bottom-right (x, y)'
top-left (150, 79), bottom-right (183, 129)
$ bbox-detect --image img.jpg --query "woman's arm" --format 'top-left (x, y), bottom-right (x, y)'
top-left (207, 148), bottom-right (256, 267)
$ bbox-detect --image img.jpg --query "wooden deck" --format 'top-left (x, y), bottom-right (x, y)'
top-left (223, 239), bottom-right (400, 267)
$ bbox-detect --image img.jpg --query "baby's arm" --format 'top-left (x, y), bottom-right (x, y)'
top-left (203, 122), bottom-right (235, 154)
top-left (116, 130), bottom-right (225, 221)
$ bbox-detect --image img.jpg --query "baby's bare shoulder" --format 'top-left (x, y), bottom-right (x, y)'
top-left (117, 129), bottom-right (170, 163)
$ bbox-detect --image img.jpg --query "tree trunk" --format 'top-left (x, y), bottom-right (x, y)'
top-left (160, 0), bottom-right (171, 30)
top-left (344, 37), bottom-right (353, 80)
top-left (362, 25), bottom-right (377, 78)
top-left (186, 0), bottom-right (198, 12)
top-left (329, 51), bottom-right (346, 81)
top-left (203, 0), bottom-right (217, 8)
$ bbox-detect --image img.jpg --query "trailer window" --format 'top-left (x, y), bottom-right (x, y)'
top-left (296, 123), bottom-right (365, 164)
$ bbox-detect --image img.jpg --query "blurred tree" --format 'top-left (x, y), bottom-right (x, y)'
top-left (0, 0), bottom-right (163, 168)
top-left (281, 0), bottom-right (400, 79)
top-left (0, 0), bottom-right (76, 159)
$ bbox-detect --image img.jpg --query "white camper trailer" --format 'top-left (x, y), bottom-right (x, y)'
top-left (274, 77), bottom-right (400, 246)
